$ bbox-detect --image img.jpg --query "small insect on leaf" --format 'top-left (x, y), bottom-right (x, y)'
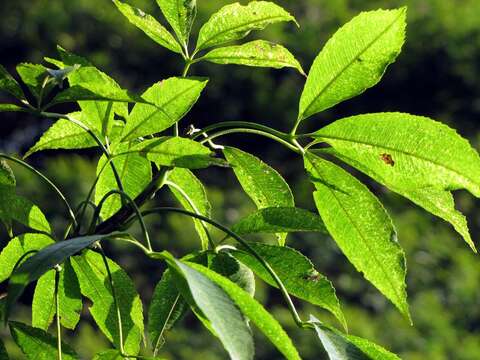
top-left (302, 270), bottom-right (321, 282)
top-left (380, 153), bottom-right (395, 166)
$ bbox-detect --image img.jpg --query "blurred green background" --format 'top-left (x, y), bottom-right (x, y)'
top-left (1, 0), bottom-right (480, 359)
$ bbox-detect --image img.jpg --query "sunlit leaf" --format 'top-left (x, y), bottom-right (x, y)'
top-left (113, 0), bottom-right (182, 54)
top-left (196, 1), bottom-right (296, 51)
top-left (156, 0), bottom-right (197, 46)
top-left (305, 153), bottom-right (409, 320)
top-left (298, 8), bottom-right (406, 121)
top-left (202, 40), bottom-right (304, 74)
top-left (0, 104), bottom-right (27, 112)
top-left (16, 63), bottom-right (50, 100)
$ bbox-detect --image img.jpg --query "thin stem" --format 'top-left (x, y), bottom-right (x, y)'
top-left (200, 128), bottom-right (301, 153)
top-left (165, 180), bottom-right (215, 250)
top-left (54, 269), bottom-right (63, 360)
top-left (0, 154), bottom-right (77, 229)
top-left (98, 246), bottom-right (125, 354)
top-left (141, 207), bottom-right (309, 328)
top-left (290, 114), bottom-right (303, 137)
top-left (182, 61), bottom-right (192, 77)
top-left (190, 121), bottom-right (291, 142)
top-left (91, 190), bottom-right (152, 251)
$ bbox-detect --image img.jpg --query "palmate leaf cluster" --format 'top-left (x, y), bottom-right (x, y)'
top-left (0, 1), bottom-right (478, 359)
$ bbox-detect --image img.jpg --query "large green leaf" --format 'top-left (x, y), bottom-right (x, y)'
top-left (25, 112), bottom-right (97, 157)
top-left (305, 153), bottom-right (409, 319)
top-left (16, 63), bottom-right (51, 100)
top-left (231, 242), bottom-right (345, 329)
top-left (184, 261), bottom-right (302, 360)
top-left (298, 8), bottom-right (406, 121)
top-left (0, 233), bottom-right (54, 283)
top-left (121, 77), bottom-right (207, 141)
top-left (232, 207), bottom-right (327, 235)
top-left (5, 234), bottom-right (114, 321)
top-left (223, 146), bottom-right (294, 245)
top-left (134, 137), bottom-right (224, 169)
top-left (32, 260), bottom-right (82, 330)
top-left (201, 40), bottom-right (304, 74)
top-left (309, 315), bottom-right (400, 360)
top-left (0, 64), bottom-right (25, 99)
top-left (314, 112), bottom-right (480, 250)
top-left (113, 0), bottom-right (182, 54)
top-left (9, 321), bottom-right (78, 360)
top-left (156, 0), bottom-right (197, 46)
top-left (168, 168), bottom-right (212, 249)
top-left (95, 142), bottom-right (152, 220)
top-left (71, 250), bottom-right (144, 355)
top-left (148, 269), bottom-right (188, 352)
top-left (196, 1), bottom-right (296, 51)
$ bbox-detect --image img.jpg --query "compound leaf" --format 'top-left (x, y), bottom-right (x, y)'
top-left (298, 8), bottom-right (406, 121)
top-left (196, 1), bottom-right (296, 51)
top-left (121, 77), bottom-right (207, 141)
top-left (113, 0), bottom-right (182, 54)
top-left (202, 40), bottom-right (304, 74)
top-left (305, 153), bottom-right (409, 320)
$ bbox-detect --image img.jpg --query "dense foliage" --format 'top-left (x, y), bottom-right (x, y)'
top-left (0, 1), bottom-right (479, 359)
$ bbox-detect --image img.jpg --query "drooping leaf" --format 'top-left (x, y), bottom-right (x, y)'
top-left (298, 8), bottom-right (406, 121)
top-left (168, 168), bottom-right (212, 249)
top-left (223, 146), bottom-right (294, 245)
top-left (184, 260), bottom-right (302, 360)
top-left (0, 233), bottom-right (54, 283)
top-left (309, 315), bottom-right (400, 360)
top-left (232, 206), bottom-right (327, 235)
top-left (71, 250), bottom-right (144, 355)
top-left (113, 0), bottom-right (182, 54)
top-left (156, 0), bottom-right (197, 46)
top-left (134, 137), bottom-right (225, 169)
top-left (31, 260), bottom-right (82, 331)
top-left (95, 142), bottom-right (152, 220)
top-left (121, 77), bottom-right (208, 141)
top-left (314, 112), bottom-right (480, 250)
top-left (25, 112), bottom-right (97, 157)
top-left (0, 64), bottom-right (25, 99)
top-left (201, 40), bottom-right (304, 74)
top-left (231, 242), bottom-right (345, 329)
top-left (210, 251), bottom-right (255, 297)
top-left (16, 63), bottom-right (50, 100)
top-left (304, 153), bottom-right (409, 320)
top-left (196, 1), bottom-right (297, 51)
top-left (0, 104), bottom-right (27, 112)
top-left (5, 233), bottom-right (114, 322)
top-left (148, 269), bottom-right (188, 352)
top-left (9, 321), bottom-right (78, 360)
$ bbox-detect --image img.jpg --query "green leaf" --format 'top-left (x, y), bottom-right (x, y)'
top-left (232, 207), bottom-right (326, 235)
top-left (71, 250), bottom-right (144, 355)
top-left (95, 142), bottom-right (152, 220)
top-left (134, 137), bottom-right (225, 169)
top-left (0, 338), bottom-right (8, 359)
top-left (305, 153), bottom-right (409, 320)
top-left (148, 269), bottom-right (188, 352)
top-left (298, 8), bottom-right (406, 121)
top-left (31, 260), bottom-right (82, 330)
top-left (231, 242), bottom-right (345, 329)
top-left (223, 146), bottom-right (294, 245)
top-left (168, 168), bottom-right (212, 249)
top-left (25, 112), bottom-right (97, 157)
top-left (211, 252), bottom-right (255, 297)
top-left (0, 104), bottom-right (27, 112)
top-left (309, 315), bottom-right (400, 360)
top-left (121, 77), bottom-right (208, 141)
top-left (16, 63), bottom-right (50, 100)
top-left (201, 40), bottom-right (304, 74)
top-left (0, 64), bottom-right (25, 99)
top-left (113, 0), bottom-right (182, 54)
top-left (156, 0), bottom-right (197, 46)
top-left (314, 112), bottom-right (480, 250)
top-left (9, 321), bottom-right (78, 360)
top-left (0, 233), bottom-right (54, 283)
top-left (5, 233), bottom-right (114, 322)
top-left (93, 349), bottom-right (165, 360)
top-left (184, 261), bottom-right (302, 360)
top-left (196, 1), bottom-right (297, 51)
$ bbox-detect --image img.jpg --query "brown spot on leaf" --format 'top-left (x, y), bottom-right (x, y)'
top-left (380, 153), bottom-right (395, 166)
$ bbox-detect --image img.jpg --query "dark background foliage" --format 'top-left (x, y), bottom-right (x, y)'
top-left (1, 0), bottom-right (480, 359)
